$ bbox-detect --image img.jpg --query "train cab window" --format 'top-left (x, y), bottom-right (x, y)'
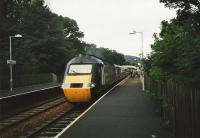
top-left (68, 64), bottom-right (92, 74)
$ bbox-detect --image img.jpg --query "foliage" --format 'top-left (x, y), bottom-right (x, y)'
top-left (144, 0), bottom-right (200, 87)
top-left (0, 0), bottom-right (76, 74)
top-left (86, 45), bottom-right (126, 65)
top-left (160, 0), bottom-right (200, 28)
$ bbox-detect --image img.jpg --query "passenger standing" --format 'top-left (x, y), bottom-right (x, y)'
top-left (131, 69), bottom-right (135, 78)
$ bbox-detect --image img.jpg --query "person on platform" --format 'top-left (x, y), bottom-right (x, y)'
top-left (131, 69), bottom-right (136, 78)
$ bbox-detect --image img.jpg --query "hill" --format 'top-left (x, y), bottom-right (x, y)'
top-left (124, 55), bottom-right (140, 64)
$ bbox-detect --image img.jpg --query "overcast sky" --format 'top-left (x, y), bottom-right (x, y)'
top-left (47, 0), bottom-right (176, 57)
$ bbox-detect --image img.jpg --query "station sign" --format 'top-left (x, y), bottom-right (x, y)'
top-left (7, 60), bottom-right (16, 64)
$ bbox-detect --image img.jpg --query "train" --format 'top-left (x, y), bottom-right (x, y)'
top-left (61, 54), bottom-right (130, 102)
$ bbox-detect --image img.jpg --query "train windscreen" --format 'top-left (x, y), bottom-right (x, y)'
top-left (68, 64), bottom-right (92, 74)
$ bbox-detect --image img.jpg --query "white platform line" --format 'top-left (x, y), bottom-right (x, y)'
top-left (55, 76), bottom-right (130, 138)
top-left (0, 85), bottom-right (61, 100)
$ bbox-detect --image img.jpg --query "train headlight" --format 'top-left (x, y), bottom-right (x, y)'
top-left (62, 83), bottom-right (70, 88)
top-left (83, 83), bottom-right (95, 88)
top-left (90, 83), bottom-right (95, 88)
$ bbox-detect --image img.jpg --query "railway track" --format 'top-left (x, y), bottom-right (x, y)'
top-left (0, 97), bottom-right (74, 138)
top-left (27, 104), bottom-right (90, 138)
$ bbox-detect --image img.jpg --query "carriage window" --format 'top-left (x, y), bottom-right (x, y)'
top-left (68, 64), bottom-right (92, 74)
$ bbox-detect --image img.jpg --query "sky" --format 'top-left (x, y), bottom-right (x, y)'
top-left (47, 0), bottom-right (176, 57)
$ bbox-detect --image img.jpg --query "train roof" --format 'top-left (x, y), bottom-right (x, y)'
top-left (121, 65), bottom-right (138, 69)
top-left (68, 54), bottom-right (104, 65)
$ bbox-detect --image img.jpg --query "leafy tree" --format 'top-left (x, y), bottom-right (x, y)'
top-left (145, 9), bottom-right (200, 86)
top-left (160, 0), bottom-right (200, 30)
top-left (60, 17), bottom-right (84, 41)
top-left (0, 0), bottom-right (86, 75)
top-left (59, 16), bottom-right (85, 55)
top-left (86, 46), bottom-right (126, 65)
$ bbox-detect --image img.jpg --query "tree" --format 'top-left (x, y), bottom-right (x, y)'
top-left (85, 46), bottom-right (126, 65)
top-left (0, 0), bottom-right (86, 75)
top-left (60, 17), bottom-right (84, 41)
top-left (160, 0), bottom-right (200, 30)
top-left (144, 0), bottom-right (200, 86)
top-left (146, 19), bottom-right (200, 86)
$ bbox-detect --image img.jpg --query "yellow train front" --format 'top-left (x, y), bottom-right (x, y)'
top-left (62, 55), bottom-right (105, 102)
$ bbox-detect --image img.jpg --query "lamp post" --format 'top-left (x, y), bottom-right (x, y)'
top-left (7, 34), bottom-right (22, 91)
top-left (129, 30), bottom-right (143, 59)
top-left (129, 30), bottom-right (144, 90)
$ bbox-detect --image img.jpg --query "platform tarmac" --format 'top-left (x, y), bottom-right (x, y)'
top-left (58, 78), bottom-right (173, 138)
top-left (0, 82), bottom-right (61, 99)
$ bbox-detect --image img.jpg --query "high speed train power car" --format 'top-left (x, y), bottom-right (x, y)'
top-left (62, 54), bottom-right (129, 102)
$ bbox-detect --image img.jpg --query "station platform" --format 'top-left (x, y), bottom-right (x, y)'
top-left (58, 78), bottom-right (173, 138)
top-left (0, 82), bottom-right (61, 99)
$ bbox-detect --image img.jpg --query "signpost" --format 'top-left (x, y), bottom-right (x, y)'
top-left (7, 60), bottom-right (16, 65)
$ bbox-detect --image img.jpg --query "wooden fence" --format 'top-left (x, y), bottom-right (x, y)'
top-left (144, 74), bottom-right (200, 138)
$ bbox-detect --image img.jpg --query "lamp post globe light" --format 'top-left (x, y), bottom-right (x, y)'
top-left (8, 34), bottom-right (22, 92)
top-left (129, 30), bottom-right (137, 34)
